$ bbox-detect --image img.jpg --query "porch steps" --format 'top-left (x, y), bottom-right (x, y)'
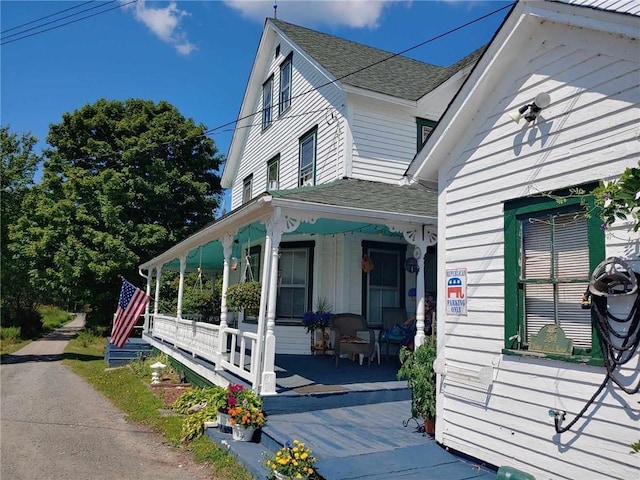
top-left (104, 337), bottom-right (153, 366)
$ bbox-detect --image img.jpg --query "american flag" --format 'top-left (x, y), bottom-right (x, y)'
top-left (111, 279), bottom-right (151, 348)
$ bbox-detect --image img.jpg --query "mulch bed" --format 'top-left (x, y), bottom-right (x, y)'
top-left (149, 379), bottom-right (192, 407)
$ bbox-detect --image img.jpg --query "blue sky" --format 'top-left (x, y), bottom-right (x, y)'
top-left (1, 0), bottom-right (513, 210)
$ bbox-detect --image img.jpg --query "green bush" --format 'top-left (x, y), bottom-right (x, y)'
top-left (225, 281), bottom-right (261, 316)
top-left (1, 326), bottom-right (21, 343)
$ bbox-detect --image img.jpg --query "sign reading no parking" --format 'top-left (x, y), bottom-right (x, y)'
top-left (445, 268), bottom-right (467, 316)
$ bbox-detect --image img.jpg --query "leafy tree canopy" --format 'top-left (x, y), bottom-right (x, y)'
top-left (10, 99), bottom-right (224, 325)
top-left (1, 125), bottom-right (41, 312)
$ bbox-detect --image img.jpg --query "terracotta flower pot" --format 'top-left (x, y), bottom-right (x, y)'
top-left (424, 417), bottom-right (435, 436)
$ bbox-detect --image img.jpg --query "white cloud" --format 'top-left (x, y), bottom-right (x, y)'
top-left (124, 0), bottom-right (196, 55)
top-left (224, 0), bottom-right (407, 29)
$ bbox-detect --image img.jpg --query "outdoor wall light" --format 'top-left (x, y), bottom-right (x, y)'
top-left (509, 92), bottom-right (551, 124)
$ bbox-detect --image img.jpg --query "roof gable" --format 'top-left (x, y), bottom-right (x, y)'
top-left (406, 0), bottom-right (639, 182)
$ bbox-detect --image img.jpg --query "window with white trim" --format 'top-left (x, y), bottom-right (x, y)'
top-left (299, 128), bottom-right (316, 187)
top-left (267, 155), bottom-right (279, 191)
top-left (279, 54), bottom-right (292, 115)
top-left (242, 175), bottom-right (252, 204)
top-left (277, 241), bottom-right (314, 320)
top-left (262, 76), bottom-right (273, 130)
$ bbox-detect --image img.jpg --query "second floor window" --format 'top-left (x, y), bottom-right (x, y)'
top-left (242, 175), bottom-right (253, 203)
top-left (299, 128), bottom-right (317, 187)
top-left (262, 76), bottom-right (273, 130)
top-left (267, 155), bottom-right (279, 191)
top-left (279, 54), bottom-right (292, 114)
top-left (416, 118), bottom-right (436, 151)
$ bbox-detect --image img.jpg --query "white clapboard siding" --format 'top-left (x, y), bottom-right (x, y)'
top-left (350, 99), bottom-right (417, 183)
top-left (434, 16), bottom-right (640, 480)
top-left (230, 38), bottom-right (345, 210)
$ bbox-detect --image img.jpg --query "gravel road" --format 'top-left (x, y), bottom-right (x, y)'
top-left (1, 315), bottom-right (216, 480)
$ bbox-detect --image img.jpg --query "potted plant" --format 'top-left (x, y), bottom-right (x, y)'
top-left (397, 337), bottom-right (437, 435)
top-left (225, 281), bottom-right (261, 317)
top-left (228, 404), bottom-right (266, 442)
top-left (264, 439), bottom-right (317, 480)
top-left (302, 298), bottom-right (332, 353)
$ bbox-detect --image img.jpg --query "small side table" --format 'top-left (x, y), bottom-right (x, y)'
top-left (311, 327), bottom-right (331, 356)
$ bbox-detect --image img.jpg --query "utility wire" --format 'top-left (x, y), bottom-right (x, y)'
top-left (1, 0), bottom-right (137, 46)
top-left (206, 2), bottom-right (515, 135)
top-left (2, 0), bottom-right (117, 41)
top-left (19, 2), bottom-right (513, 166)
top-left (1, 0), bottom-right (96, 34)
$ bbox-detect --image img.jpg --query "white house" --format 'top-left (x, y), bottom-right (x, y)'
top-left (405, 1), bottom-right (639, 479)
top-left (138, 19), bottom-right (482, 395)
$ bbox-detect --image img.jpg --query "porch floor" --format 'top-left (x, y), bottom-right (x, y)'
top-left (207, 353), bottom-right (498, 480)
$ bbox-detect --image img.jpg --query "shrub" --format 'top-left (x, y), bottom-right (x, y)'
top-left (225, 281), bottom-right (261, 316)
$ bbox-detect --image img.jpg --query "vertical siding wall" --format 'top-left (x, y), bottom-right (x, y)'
top-left (437, 23), bottom-right (639, 480)
top-left (230, 36), bottom-right (345, 210)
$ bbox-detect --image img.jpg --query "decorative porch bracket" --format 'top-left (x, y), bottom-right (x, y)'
top-left (258, 207), bottom-right (317, 395)
top-left (216, 232), bottom-right (235, 370)
top-left (387, 224), bottom-right (437, 348)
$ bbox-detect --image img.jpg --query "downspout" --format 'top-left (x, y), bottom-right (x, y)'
top-left (153, 266), bottom-right (162, 332)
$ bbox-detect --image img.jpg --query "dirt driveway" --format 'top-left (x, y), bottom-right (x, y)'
top-left (1, 315), bottom-right (216, 480)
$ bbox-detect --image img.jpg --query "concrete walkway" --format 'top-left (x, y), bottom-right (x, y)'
top-left (1, 315), bottom-right (214, 480)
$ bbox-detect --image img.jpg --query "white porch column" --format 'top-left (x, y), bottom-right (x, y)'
top-left (143, 271), bottom-right (152, 331)
top-left (176, 255), bottom-right (186, 320)
top-left (253, 232), bottom-right (272, 391)
top-left (153, 266), bottom-right (162, 318)
top-left (388, 224), bottom-right (437, 348)
top-left (261, 215), bottom-right (283, 396)
top-left (152, 265), bottom-right (162, 333)
top-left (216, 233), bottom-right (234, 370)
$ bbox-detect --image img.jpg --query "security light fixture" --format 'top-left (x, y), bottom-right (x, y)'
top-left (509, 92), bottom-right (551, 124)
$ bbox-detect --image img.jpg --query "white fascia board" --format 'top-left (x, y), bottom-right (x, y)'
top-left (270, 197), bottom-right (437, 226)
top-left (222, 26), bottom-right (273, 188)
top-left (342, 84), bottom-right (417, 108)
top-left (408, 3), bottom-right (530, 182)
top-left (139, 196), bottom-right (273, 270)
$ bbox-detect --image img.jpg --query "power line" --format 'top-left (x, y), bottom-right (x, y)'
top-left (1, 0), bottom-right (137, 46)
top-left (2, 0), bottom-right (117, 41)
top-left (1, 0), bottom-right (96, 34)
top-left (205, 2), bottom-right (515, 135)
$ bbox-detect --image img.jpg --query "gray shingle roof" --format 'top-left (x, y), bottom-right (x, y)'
top-left (269, 177), bottom-right (437, 218)
top-left (270, 19), bottom-right (478, 101)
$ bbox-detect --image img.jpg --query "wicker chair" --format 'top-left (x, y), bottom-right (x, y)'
top-left (330, 313), bottom-right (375, 367)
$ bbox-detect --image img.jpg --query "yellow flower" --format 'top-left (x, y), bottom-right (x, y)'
top-left (300, 452), bottom-right (308, 460)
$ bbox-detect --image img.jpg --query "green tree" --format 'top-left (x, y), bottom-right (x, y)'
top-left (1, 126), bottom-right (41, 320)
top-left (11, 99), bottom-right (223, 328)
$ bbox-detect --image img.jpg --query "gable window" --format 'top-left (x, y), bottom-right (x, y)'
top-left (267, 155), bottom-right (280, 191)
top-left (262, 76), bottom-right (273, 130)
top-left (416, 118), bottom-right (437, 151)
top-left (279, 54), bottom-right (292, 115)
top-left (242, 175), bottom-right (253, 204)
top-left (299, 127), bottom-right (317, 187)
top-left (504, 187), bottom-right (604, 364)
top-left (277, 241), bottom-right (314, 321)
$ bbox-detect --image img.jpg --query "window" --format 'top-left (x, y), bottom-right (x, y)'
top-left (277, 241), bottom-right (314, 320)
top-left (279, 54), bottom-right (292, 115)
top-left (245, 245), bottom-right (261, 282)
top-left (267, 155), bottom-right (279, 191)
top-left (242, 175), bottom-right (253, 204)
top-left (262, 76), bottom-right (273, 130)
top-left (504, 187), bottom-right (604, 362)
top-left (299, 127), bottom-right (317, 186)
top-left (416, 118), bottom-right (437, 151)
top-left (362, 241), bottom-right (407, 328)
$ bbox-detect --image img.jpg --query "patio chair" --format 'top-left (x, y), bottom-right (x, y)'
top-left (380, 307), bottom-right (414, 360)
top-left (330, 313), bottom-right (375, 367)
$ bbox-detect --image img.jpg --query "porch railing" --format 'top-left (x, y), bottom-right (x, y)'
top-left (148, 314), bottom-right (260, 388)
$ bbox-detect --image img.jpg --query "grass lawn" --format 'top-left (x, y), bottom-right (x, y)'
top-left (63, 333), bottom-right (253, 480)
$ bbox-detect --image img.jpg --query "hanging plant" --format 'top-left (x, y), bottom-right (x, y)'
top-left (225, 281), bottom-right (261, 316)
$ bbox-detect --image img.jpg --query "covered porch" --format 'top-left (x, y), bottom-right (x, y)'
top-left (139, 179), bottom-right (438, 396)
